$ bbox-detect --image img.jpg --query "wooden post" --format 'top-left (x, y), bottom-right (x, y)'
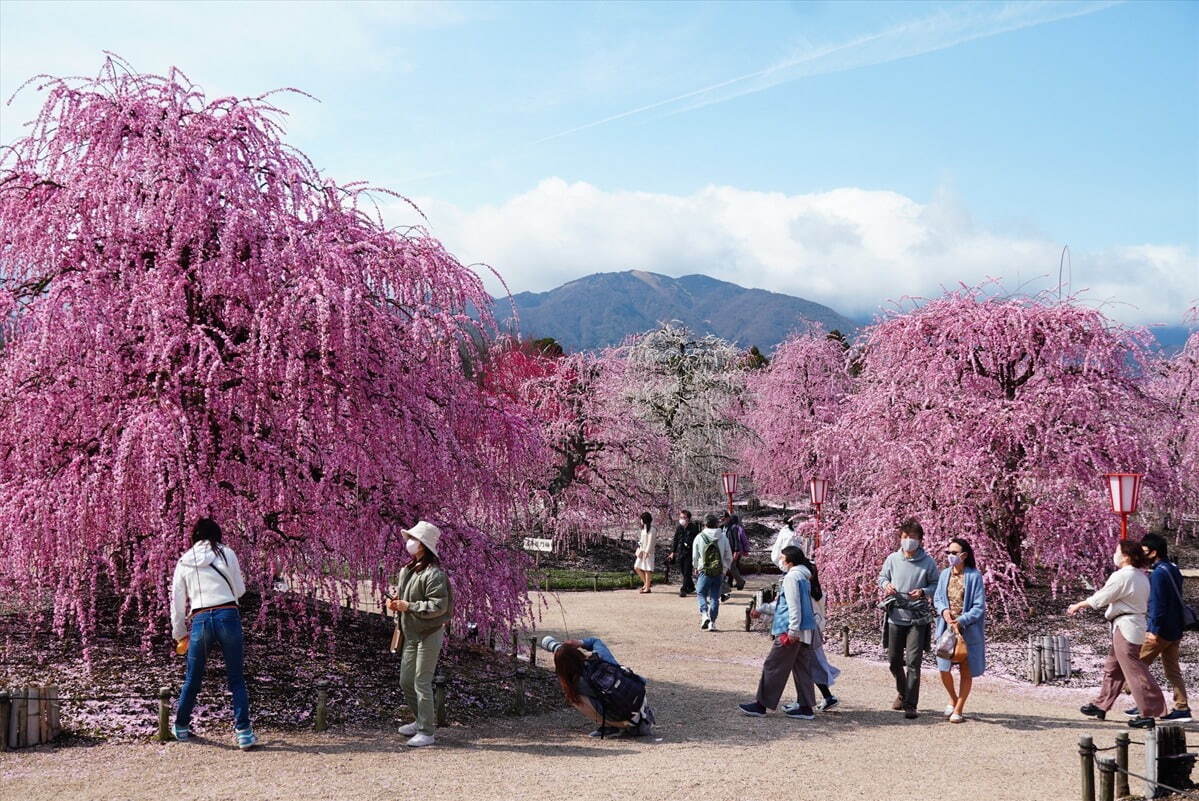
top-left (434, 673), bottom-right (448, 727)
top-left (592, 573), bottom-right (599, 592)
top-left (1079, 735), bottom-right (1096, 801)
top-left (488, 631), bottom-right (496, 651)
top-left (527, 637), bottom-right (538, 669)
top-left (842, 625), bottom-right (850, 657)
top-left (157, 686), bottom-right (171, 742)
top-left (1115, 732), bottom-right (1130, 799)
top-left (744, 600), bottom-right (754, 632)
top-left (46, 686), bottom-right (60, 742)
top-left (663, 560), bottom-right (671, 584)
top-left (37, 686), bottom-right (49, 745)
top-left (314, 680), bottom-right (329, 732)
top-left (544, 573), bottom-right (550, 592)
top-left (0, 690), bottom-right (10, 751)
top-left (1097, 756), bottom-right (1115, 801)
top-left (9, 687), bottom-right (24, 749)
top-left (512, 631), bottom-right (519, 658)
top-left (513, 668), bottom-right (527, 715)
top-left (26, 687), bottom-right (41, 746)
top-left (1144, 725), bottom-right (1159, 800)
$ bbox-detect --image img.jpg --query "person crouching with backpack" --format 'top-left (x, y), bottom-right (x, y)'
top-left (543, 636), bottom-right (655, 739)
top-left (739, 545), bottom-right (819, 720)
top-left (692, 513), bottom-right (733, 631)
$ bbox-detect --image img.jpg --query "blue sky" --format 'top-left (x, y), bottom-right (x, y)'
top-left (1, 0), bottom-right (1195, 324)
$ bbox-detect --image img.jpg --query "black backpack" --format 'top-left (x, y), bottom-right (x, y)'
top-left (583, 658), bottom-right (647, 729)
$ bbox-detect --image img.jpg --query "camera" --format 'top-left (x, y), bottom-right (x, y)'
top-left (540, 635), bottom-right (564, 653)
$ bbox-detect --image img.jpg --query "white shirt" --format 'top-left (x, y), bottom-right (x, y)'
top-left (170, 542), bottom-right (246, 640)
top-left (1084, 565), bottom-right (1150, 644)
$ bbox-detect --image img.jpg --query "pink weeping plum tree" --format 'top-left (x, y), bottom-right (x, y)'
top-left (485, 343), bottom-right (668, 544)
top-left (784, 286), bottom-right (1178, 617)
top-left (739, 330), bottom-right (854, 503)
top-left (0, 60), bottom-right (542, 648)
top-left (1149, 309), bottom-right (1199, 524)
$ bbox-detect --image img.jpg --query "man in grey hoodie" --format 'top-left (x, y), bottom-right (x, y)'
top-left (877, 518), bottom-right (939, 718)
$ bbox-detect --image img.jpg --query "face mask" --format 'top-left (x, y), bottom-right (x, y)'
top-left (901, 538), bottom-right (919, 554)
top-left (678, 518), bottom-right (687, 526)
top-left (948, 554), bottom-right (963, 567)
top-left (1113, 552), bottom-right (1124, 568)
top-left (406, 538), bottom-right (422, 557)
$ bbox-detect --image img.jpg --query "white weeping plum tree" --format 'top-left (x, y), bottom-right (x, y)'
top-left (614, 322), bottom-right (750, 511)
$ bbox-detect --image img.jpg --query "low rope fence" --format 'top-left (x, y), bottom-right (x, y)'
top-left (1079, 727), bottom-right (1199, 800)
top-left (0, 629), bottom-right (551, 749)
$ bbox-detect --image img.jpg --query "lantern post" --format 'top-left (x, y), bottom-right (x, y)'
top-left (721, 472), bottom-right (738, 515)
top-left (1104, 473), bottom-right (1144, 541)
top-left (809, 477), bottom-right (829, 550)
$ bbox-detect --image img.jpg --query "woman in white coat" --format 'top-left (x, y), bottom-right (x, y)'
top-left (634, 511), bottom-right (656, 593)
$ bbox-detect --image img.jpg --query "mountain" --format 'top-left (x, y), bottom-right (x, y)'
top-left (492, 271), bottom-right (858, 353)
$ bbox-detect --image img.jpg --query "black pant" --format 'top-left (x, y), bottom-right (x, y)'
top-left (887, 622), bottom-right (925, 710)
top-left (676, 551), bottom-right (695, 594)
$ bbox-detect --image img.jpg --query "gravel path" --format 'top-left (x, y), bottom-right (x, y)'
top-left (2, 580), bottom-right (1128, 800)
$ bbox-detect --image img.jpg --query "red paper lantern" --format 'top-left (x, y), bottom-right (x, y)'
top-left (721, 472), bottom-right (738, 496)
top-left (1104, 472), bottom-right (1144, 540)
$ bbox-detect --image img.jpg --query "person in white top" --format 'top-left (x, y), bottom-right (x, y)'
top-left (633, 512), bottom-right (656, 593)
top-left (1068, 540), bottom-right (1166, 728)
top-left (169, 517), bottom-right (256, 749)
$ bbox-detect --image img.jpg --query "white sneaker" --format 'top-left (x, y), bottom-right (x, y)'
top-left (949, 712), bottom-right (964, 723)
top-left (405, 733), bottom-right (435, 748)
top-left (944, 704), bottom-right (955, 718)
top-left (708, 621), bottom-right (717, 632)
top-left (700, 616), bottom-right (710, 630)
top-left (398, 722), bottom-right (419, 736)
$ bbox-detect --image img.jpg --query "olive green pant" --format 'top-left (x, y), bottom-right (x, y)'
top-left (400, 627), bottom-right (445, 735)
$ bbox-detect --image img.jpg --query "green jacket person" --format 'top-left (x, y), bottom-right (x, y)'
top-left (388, 521), bottom-right (453, 747)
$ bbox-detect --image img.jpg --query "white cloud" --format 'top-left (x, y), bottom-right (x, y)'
top-left (390, 177), bottom-right (1198, 325)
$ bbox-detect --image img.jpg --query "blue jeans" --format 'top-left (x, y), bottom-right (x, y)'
top-left (696, 573), bottom-right (721, 622)
top-left (175, 607), bottom-right (251, 731)
top-left (580, 637), bottom-right (617, 665)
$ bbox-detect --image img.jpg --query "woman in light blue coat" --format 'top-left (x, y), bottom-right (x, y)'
top-left (934, 537), bottom-right (985, 723)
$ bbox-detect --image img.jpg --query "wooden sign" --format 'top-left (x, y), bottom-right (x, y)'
top-left (522, 537), bottom-right (553, 553)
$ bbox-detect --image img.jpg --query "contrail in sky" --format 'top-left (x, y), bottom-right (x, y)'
top-left (530, 0), bottom-right (1123, 147)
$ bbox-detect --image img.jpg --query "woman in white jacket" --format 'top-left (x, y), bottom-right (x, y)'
top-left (1069, 540), bottom-right (1166, 729)
top-left (633, 512), bottom-right (656, 593)
top-left (170, 517), bottom-right (256, 748)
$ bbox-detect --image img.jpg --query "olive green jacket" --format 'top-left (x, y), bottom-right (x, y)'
top-left (394, 564), bottom-right (454, 639)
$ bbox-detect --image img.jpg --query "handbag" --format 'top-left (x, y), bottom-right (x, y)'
top-left (934, 626), bottom-right (958, 660)
top-left (950, 624), bottom-right (969, 664)
top-left (1160, 565), bottom-right (1199, 633)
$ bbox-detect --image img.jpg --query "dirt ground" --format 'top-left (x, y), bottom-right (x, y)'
top-left (0, 578), bottom-right (1167, 801)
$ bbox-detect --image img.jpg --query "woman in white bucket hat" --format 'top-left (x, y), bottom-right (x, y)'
top-left (387, 520), bottom-right (454, 747)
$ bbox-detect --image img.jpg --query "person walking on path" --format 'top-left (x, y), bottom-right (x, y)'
top-left (723, 513), bottom-right (750, 593)
top-left (1122, 533), bottom-right (1191, 722)
top-left (388, 521), bottom-right (454, 748)
top-left (1071, 540), bottom-right (1167, 729)
top-left (739, 545), bottom-right (819, 719)
top-left (170, 517), bottom-right (256, 749)
top-left (934, 538), bottom-right (986, 723)
top-left (771, 516), bottom-right (810, 570)
top-left (878, 518), bottom-right (939, 719)
top-left (789, 548), bottom-right (841, 712)
top-left (633, 511), bottom-right (656, 593)
top-left (692, 513), bottom-right (733, 631)
top-left (670, 510), bottom-right (701, 596)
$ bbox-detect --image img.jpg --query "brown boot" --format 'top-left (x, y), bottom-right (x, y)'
top-left (892, 695), bottom-right (905, 711)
